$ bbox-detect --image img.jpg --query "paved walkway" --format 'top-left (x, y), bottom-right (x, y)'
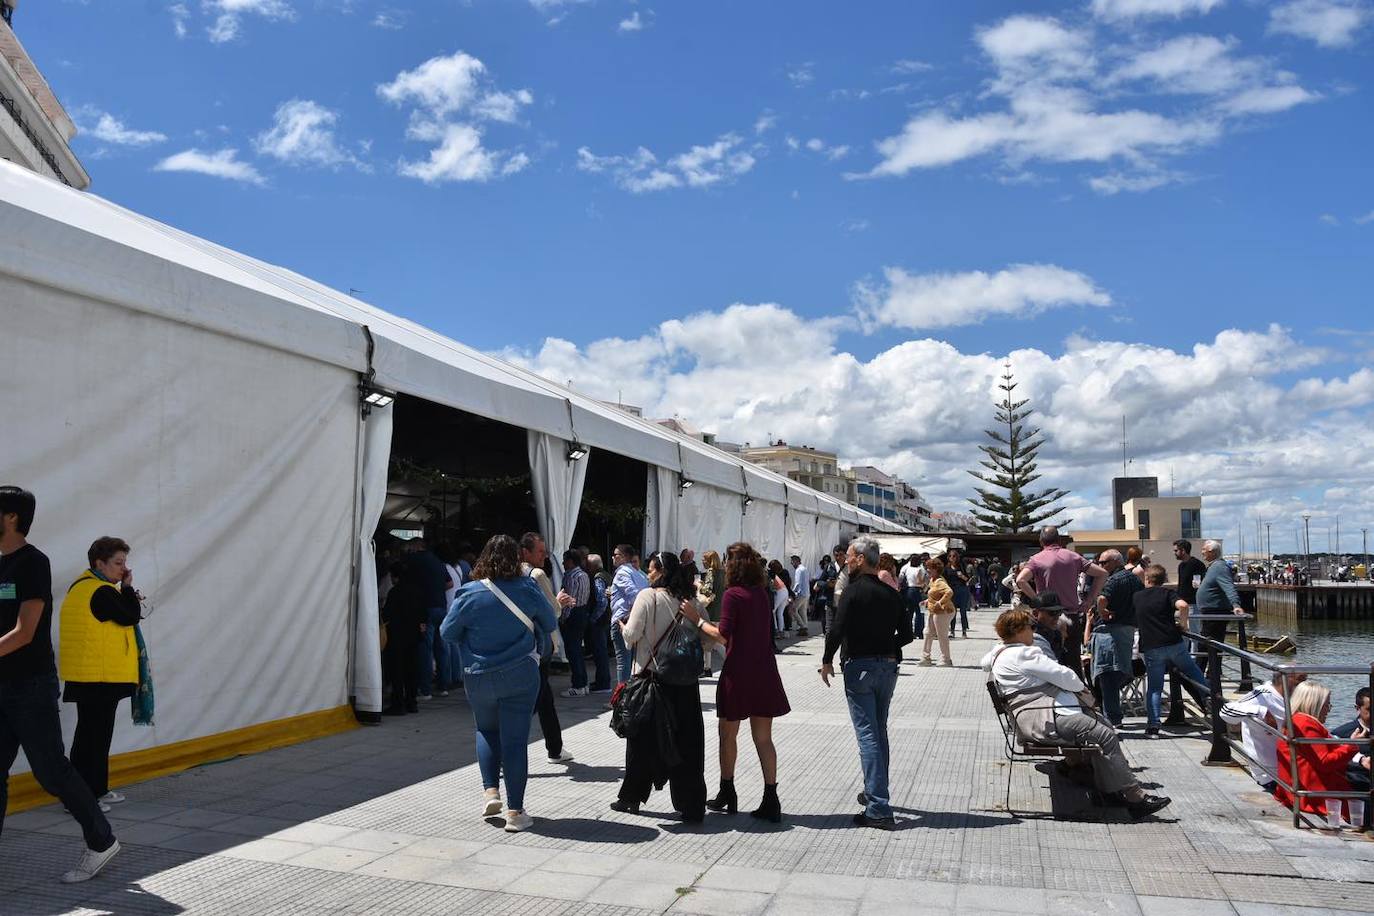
top-left (4, 611), bottom-right (1373, 915)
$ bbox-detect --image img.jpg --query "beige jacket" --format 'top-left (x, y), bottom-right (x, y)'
top-left (622, 588), bottom-right (702, 674)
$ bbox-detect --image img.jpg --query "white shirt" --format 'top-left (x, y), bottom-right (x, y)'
top-left (791, 564), bottom-right (810, 598)
top-left (1221, 682), bottom-right (1289, 786)
top-left (898, 563), bottom-right (924, 589)
top-left (981, 642), bottom-right (1086, 712)
top-left (444, 563), bottom-right (462, 609)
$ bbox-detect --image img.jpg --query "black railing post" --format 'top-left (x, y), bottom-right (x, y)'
top-left (1164, 664), bottom-right (1186, 725)
top-left (1204, 639), bottom-right (1232, 764)
top-left (1237, 617), bottom-right (1253, 693)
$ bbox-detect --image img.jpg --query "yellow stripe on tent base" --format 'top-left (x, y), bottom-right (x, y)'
top-left (5, 705), bottom-right (359, 814)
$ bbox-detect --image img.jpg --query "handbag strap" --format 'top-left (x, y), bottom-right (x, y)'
top-left (481, 579), bottom-right (535, 633)
top-left (639, 591), bottom-right (682, 671)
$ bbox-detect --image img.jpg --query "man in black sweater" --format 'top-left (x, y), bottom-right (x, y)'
top-left (820, 535), bottom-right (912, 830)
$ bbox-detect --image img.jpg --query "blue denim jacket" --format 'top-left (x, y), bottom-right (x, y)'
top-left (441, 577), bottom-right (558, 676)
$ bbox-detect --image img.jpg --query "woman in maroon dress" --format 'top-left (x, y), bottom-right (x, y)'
top-left (679, 541), bottom-right (790, 822)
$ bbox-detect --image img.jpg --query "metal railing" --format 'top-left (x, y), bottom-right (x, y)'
top-left (1182, 614), bottom-right (1373, 831)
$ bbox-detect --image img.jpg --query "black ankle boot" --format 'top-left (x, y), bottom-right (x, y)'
top-left (751, 783), bottom-right (781, 823)
top-left (706, 779), bottom-right (737, 814)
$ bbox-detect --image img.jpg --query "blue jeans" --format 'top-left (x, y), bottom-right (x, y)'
top-left (464, 658), bottom-right (541, 811)
top-left (1143, 641), bottom-right (1207, 726)
top-left (585, 613), bottom-right (612, 691)
top-left (559, 606), bottom-right (589, 689)
top-left (1097, 670), bottom-right (1129, 726)
top-left (612, 621), bottom-right (633, 686)
top-left (843, 658), bottom-right (899, 820)
top-left (0, 671), bottom-right (115, 851)
top-left (949, 587), bottom-right (970, 635)
top-left (418, 607), bottom-right (453, 694)
top-left (903, 587), bottom-right (924, 637)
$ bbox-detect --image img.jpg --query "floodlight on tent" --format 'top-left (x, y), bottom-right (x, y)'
top-left (358, 376), bottom-right (395, 417)
top-left (679, 474), bottom-right (694, 493)
top-left (567, 442), bottom-right (589, 462)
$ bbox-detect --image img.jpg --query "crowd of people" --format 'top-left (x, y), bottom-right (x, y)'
top-left (7, 477), bottom-right (1370, 888)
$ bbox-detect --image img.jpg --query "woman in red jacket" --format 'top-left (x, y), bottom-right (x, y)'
top-left (1274, 681), bottom-right (1371, 826)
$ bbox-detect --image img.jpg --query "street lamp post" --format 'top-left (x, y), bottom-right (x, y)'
top-left (1364, 528), bottom-right (1369, 582)
top-left (1303, 515), bottom-right (1311, 584)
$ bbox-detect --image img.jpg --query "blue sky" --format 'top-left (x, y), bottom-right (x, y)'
top-left (22, 0), bottom-right (1374, 545)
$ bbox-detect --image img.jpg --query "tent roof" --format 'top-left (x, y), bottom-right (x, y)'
top-left (0, 162), bottom-right (905, 533)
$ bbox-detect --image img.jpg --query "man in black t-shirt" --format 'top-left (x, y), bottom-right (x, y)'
top-left (1134, 564), bottom-right (1209, 735)
top-left (1173, 539), bottom-right (1207, 622)
top-left (0, 486), bottom-right (120, 882)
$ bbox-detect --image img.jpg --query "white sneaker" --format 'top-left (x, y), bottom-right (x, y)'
top-left (61, 840), bottom-right (120, 883)
top-left (941, 658), bottom-right (955, 667)
top-left (918, 658), bottom-right (933, 667)
top-left (436, 689), bottom-right (450, 698)
top-left (99, 791), bottom-right (125, 805)
top-left (560, 686), bottom-right (589, 698)
top-left (548, 749), bottom-right (574, 763)
top-left (482, 794), bottom-right (503, 817)
top-left (504, 810), bottom-right (533, 832)
top-left (417, 693), bottom-right (434, 701)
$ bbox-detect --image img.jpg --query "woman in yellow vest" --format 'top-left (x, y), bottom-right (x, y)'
top-left (59, 536), bottom-right (141, 809)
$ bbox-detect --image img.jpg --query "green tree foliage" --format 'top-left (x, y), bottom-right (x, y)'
top-left (967, 364), bottom-right (1070, 532)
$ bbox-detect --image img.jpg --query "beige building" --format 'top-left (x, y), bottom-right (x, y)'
top-left (0, 19), bottom-right (89, 188)
top-left (740, 441), bottom-right (849, 498)
top-left (1071, 495), bottom-right (1208, 564)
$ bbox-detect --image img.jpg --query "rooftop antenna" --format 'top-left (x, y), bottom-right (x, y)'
top-left (1121, 415), bottom-right (1128, 478)
top-left (1170, 465), bottom-right (1176, 497)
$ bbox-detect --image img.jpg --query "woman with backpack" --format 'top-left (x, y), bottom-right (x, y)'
top-left (611, 551), bottom-right (708, 821)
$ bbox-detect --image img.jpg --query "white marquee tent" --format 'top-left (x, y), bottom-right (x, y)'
top-left (0, 161), bottom-right (903, 789)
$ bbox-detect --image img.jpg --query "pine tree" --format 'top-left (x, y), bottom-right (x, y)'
top-left (966, 364), bottom-right (1070, 532)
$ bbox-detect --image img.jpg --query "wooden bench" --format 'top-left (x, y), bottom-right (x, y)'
top-left (986, 680), bottom-right (1105, 814)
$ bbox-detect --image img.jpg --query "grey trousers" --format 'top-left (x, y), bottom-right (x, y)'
top-left (1048, 709), bottom-right (1136, 794)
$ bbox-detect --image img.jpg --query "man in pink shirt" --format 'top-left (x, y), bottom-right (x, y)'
top-left (1016, 526), bottom-right (1108, 680)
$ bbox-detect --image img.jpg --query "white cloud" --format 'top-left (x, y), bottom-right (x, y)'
top-left (1091, 0), bottom-right (1224, 20)
top-left (254, 99), bottom-right (367, 170)
top-left (79, 109), bottom-right (167, 146)
top-left (504, 307), bottom-right (1364, 541)
top-left (1290, 367), bottom-right (1374, 409)
top-left (1268, 0), bottom-right (1371, 48)
top-left (396, 123), bottom-right (525, 184)
top-left (891, 58), bottom-right (934, 74)
top-left (1088, 167), bottom-right (1187, 194)
top-left (153, 148), bottom-right (265, 185)
top-left (618, 11), bottom-right (645, 32)
top-left (379, 51), bottom-right (532, 184)
top-left (787, 62), bottom-right (815, 88)
top-left (204, 0), bottom-right (294, 44)
top-left (855, 263), bottom-right (1112, 330)
top-left (372, 9), bottom-right (405, 30)
top-left (170, 3), bottom-right (190, 38)
top-left (856, 12), bottom-right (1316, 192)
top-left (1320, 213), bottom-right (1341, 224)
top-left (754, 111), bottom-right (778, 135)
top-left (578, 132), bottom-right (756, 193)
top-left (1355, 210), bottom-right (1374, 224)
top-left (471, 89), bottom-right (535, 124)
top-left (528, 0), bottom-right (593, 25)
top-left (1107, 35), bottom-right (1320, 115)
top-left (378, 51), bottom-right (487, 118)
top-left (803, 137), bottom-right (850, 160)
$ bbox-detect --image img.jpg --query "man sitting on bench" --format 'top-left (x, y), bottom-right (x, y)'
top-left (982, 608), bottom-right (1172, 820)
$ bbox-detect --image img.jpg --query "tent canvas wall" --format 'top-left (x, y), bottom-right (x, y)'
top-left (0, 161), bottom-right (904, 797)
